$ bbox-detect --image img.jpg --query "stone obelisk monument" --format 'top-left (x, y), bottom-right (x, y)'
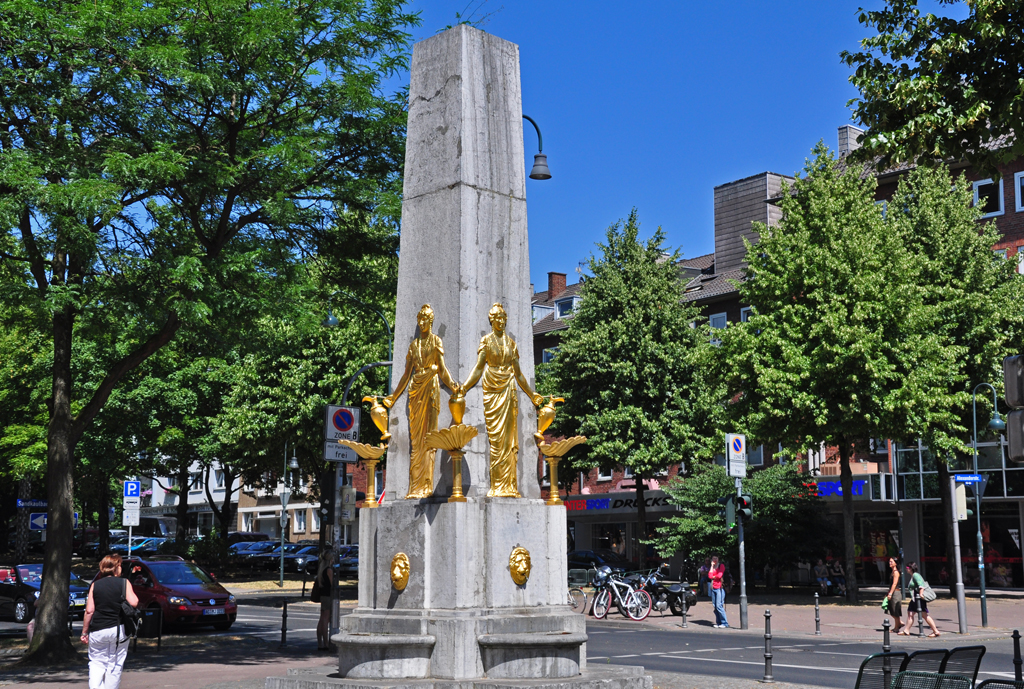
top-left (268, 24), bottom-right (648, 689)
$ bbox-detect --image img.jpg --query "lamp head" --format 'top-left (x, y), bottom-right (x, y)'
top-left (989, 412), bottom-right (1006, 432)
top-left (322, 311), bottom-right (340, 328)
top-left (288, 457), bottom-right (300, 470)
top-left (529, 153), bottom-right (551, 180)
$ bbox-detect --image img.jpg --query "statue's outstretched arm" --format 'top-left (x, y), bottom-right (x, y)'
top-left (384, 347), bottom-right (413, 408)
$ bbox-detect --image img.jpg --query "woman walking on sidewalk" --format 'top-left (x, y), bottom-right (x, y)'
top-left (901, 562), bottom-right (940, 637)
top-left (883, 556), bottom-right (904, 633)
top-left (709, 555), bottom-right (729, 628)
top-left (81, 553), bottom-right (138, 689)
top-left (315, 547), bottom-right (336, 652)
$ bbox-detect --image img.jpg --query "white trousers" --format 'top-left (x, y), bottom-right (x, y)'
top-left (88, 625), bottom-right (127, 689)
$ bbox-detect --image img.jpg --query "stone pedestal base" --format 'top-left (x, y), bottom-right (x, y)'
top-left (265, 664), bottom-right (652, 689)
top-left (334, 606), bottom-right (585, 680)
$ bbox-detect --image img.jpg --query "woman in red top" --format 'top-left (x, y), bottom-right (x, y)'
top-left (709, 555), bottom-right (729, 628)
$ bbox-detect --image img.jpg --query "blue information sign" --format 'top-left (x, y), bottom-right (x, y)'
top-left (124, 481), bottom-right (141, 498)
top-left (955, 474), bottom-right (983, 483)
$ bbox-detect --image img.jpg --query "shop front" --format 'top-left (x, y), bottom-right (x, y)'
top-left (814, 434), bottom-right (1024, 589)
top-left (563, 490), bottom-right (684, 575)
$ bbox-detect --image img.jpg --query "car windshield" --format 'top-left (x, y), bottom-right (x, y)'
top-left (110, 536), bottom-right (128, 545)
top-left (295, 546), bottom-right (318, 555)
top-left (148, 562), bottom-right (213, 585)
top-left (251, 542), bottom-right (275, 552)
top-left (16, 564), bottom-right (87, 587)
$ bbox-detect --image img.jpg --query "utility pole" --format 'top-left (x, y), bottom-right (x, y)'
top-left (950, 476), bottom-right (968, 634)
top-left (736, 478), bottom-right (748, 630)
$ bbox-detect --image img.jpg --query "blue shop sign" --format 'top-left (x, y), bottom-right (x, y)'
top-left (813, 478), bottom-right (870, 500)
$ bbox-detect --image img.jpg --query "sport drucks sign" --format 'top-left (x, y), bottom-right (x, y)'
top-left (813, 478), bottom-right (870, 500)
top-left (564, 492), bottom-right (675, 514)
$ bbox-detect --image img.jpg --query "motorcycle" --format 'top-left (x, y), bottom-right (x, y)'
top-left (639, 564), bottom-right (697, 616)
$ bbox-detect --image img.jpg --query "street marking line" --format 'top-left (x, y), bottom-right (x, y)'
top-left (613, 655), bottom-right (639, 658)
top-left (650, 656), bottom-right (860, 673)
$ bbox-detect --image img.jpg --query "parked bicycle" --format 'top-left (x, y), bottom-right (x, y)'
top-left (591, 565), bottom-right (652, 621)
top-left (567, 585), bottom-right (587, 614)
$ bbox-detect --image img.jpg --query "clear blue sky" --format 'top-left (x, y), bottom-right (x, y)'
top-left (397, 1), bottom-right (964, 290)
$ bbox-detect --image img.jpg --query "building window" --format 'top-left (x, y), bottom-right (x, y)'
top-left (242, 513), bottom-right (253, 531)
top-left (189, 472), bottom-right (204, 492)
top-left (995, 249), bottom-right (1008, 260)
top-left (740, 307), bottom-right (752, 322)
top-left (1015, 171), bottom-right (1024, 213)
top-left (532, 305), bottom-right (553, 323)
top-left (294, 510), bottom-right (306, 533)
top-left (710, 312), bottom-right (727, 345)
top-left (556, 298), bottom-right (576, 319)
top-left (1018, 247), bottom-right (1024, 275)
top-left (312, 509), bottom-right (321, 532)
top-left (597, 466), bottom-right (613, 482)
top-left (973, 178), bottom-right (1004, 217)
top-left (542, 347), bottom-right (559, 364)
top-left (748, 445), bottom-right (764, 467)
top-left (623, 465), bottom-right (634, 479)
top-left (875, 199), bottom-right (887, 218)
top-left (215, 470), bottom-right (225, 488)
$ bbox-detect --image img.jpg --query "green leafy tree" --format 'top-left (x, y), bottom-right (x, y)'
top-left (721, 144), bottom-right (960, 602)
top-left (655, 462), bottom-right (836, 582)
top-left (0, 0), bottom-right (415, 663)
top-left (842, 0), bottom-right (1024, 173)
top-left (543, 210), bottom-right (723, 557)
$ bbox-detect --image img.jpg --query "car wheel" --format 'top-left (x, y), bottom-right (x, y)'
top-left (14, 598), bottom-right (32, 623)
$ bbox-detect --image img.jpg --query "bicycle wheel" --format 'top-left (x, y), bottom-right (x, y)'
top-left (568, 587), bottom-right (588, 614)
top-left (592, 588), bottom-right (611, 619)
top-left (626, 590), bottom-right (652, 621)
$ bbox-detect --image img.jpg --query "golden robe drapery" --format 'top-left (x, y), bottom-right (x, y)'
top-left (479, 332), bottom-right (522, 497)
top-left (404, 333), bottom-right (445, 498)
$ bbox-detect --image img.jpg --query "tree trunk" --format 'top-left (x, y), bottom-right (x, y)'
top-left (98, 480), bottom-right (110, 557)
top-left (22, 311), bottom-right (78, 664)
top-left (220, 468), bottom-right (236, 536)
top-left (938, 460), bottom-right (957, 597)
top-left (175, 463), bottom-right (190, 547)
top-left (839, 440), bottom-right (858, 603)
top-left (15, 477), bottom-right (30, 562)
top-left (635, 472), bottom-right (646, 569)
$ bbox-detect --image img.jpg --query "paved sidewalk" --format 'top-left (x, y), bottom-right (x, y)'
top-left (594, 587), bottom-right (1024, 640)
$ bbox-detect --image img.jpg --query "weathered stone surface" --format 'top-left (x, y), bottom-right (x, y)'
top-left (388, 23), bottom-right (538, 503)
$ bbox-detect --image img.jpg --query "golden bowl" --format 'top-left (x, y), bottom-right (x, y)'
top-left (338, 440), bottom-right (387, 460)
top-left (538, 436), bottom-right (587, 458)
top-left (425, 424), bottom-right (478, 452)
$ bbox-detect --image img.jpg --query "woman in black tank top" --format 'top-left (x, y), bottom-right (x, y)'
top-left (81, 553), bottom-right (138, 689)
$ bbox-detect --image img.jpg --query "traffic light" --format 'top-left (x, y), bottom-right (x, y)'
top-left (717, 495), bottom-right (736, 533)
top-left (320, 468), bottom-right (336, 526)
top-left (1006, 355), bottom-right (1024, 464)
top-left (737, 494), bottom-right (752, 520)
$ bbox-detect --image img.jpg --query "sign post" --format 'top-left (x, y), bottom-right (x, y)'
top-left (726, 434), bottom-right (748, 629)
top-left (950, 475), bottom-right (969, 633)
top-left (124, 481), bottom-right (141, 556)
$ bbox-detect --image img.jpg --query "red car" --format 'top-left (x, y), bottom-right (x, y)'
top-left (122, 557), bottom-right (236, 631)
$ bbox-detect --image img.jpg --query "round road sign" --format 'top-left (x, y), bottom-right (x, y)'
top-left (333, 408), bottom-right (356, 433)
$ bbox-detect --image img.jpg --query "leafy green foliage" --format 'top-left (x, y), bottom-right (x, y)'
top-left (655, 462), bottom-right (837, 572)
top-left (842, 0), bottom-right (1024, 173)
top-left (722, 144), bottom-right (958, 455)
top-left (542, 209), bottom-right (723, 477)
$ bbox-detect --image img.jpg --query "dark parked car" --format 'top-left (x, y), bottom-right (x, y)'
top-left (302, 544), bottom-right (357, 577)
top-left (566, 549), bottom-right (630, 574)
top-left (234, 541), bottom-right (278, 566)
top-left (123, 557), bottom-right (236, 631)
top-left (281, 546), bottom-right (319, 573)
top-left (227, 531), bottom-right (270, 546)
top-left (0, 564), bottom-right (90, 623)
top-left (338, 545), bottom-right (359, 577)
top-left (253, 543), bottom-right (306, 570)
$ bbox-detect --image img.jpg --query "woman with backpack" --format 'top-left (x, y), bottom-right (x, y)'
top-left (81, 553), bottom-right (139, 689)
top-left (901, 561), bottom-right (940, 637)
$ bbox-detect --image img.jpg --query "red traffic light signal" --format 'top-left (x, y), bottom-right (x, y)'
top-left (737, 494), bottom-right (752, 520)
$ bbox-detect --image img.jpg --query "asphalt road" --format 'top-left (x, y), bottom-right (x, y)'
top-left (586, 622), bottom-right (1021, 688)
top-left (3, 598), bottom-right (1021, 689)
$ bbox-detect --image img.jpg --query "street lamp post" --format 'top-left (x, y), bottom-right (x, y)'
top-left (322, 291), bottom-right (393, 394)
top-left (971, 383), bottom-right (1007, 627)
top-left (280, 443), bottom-right (299, 588)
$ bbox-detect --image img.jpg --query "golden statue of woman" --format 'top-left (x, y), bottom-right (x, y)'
top-left (384, 305), bottom-right (458, 499)
top-left (462, 303), bottom-right (544, 497)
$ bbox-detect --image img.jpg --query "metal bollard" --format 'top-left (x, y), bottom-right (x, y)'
top-left (814, 592), bottom-right (821, 636)
top-left (882, 618), bottom-right (892, 689)
top-left (916, 590), bottom-right (924, 637)
top-left (280, 599), bottom-right (288, 647)
top-left (1014, 629), bottom-right (1022, 682)
top-left (761, 609), bottom-right (774, 683)
top-left (302, 577), bottom-right (307, 599)
top-left (679, 590), bottom-right (688, 629)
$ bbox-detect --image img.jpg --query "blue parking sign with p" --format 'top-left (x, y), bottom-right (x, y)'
top-left (124, 481), bottom-right (141, 498)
